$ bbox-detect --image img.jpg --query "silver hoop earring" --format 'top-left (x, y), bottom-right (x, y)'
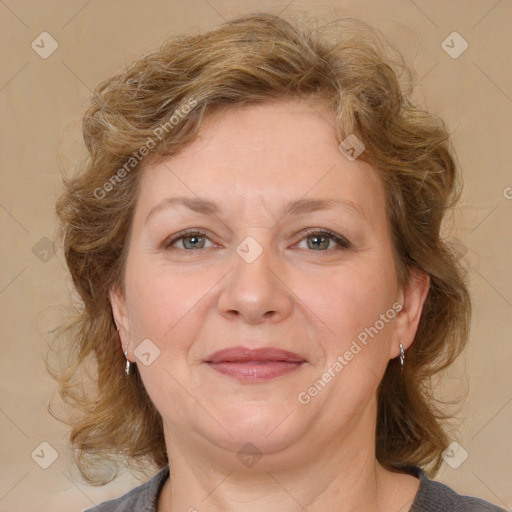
top-left (117, 328), bottom-right (132, 376)
top-left (124, 347), bottom-right (132, 376)
top-left (399, 343), bottom-right (406, 370)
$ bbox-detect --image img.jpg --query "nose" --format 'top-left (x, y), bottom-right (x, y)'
top-left (217, 235), bottom-right (293, 325)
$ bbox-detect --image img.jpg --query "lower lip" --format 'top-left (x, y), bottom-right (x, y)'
top-left (206, 361), bottom-right (305, 382)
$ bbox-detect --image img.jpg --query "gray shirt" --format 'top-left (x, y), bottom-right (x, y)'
top-left (84, 465), bottom-right (507, 511)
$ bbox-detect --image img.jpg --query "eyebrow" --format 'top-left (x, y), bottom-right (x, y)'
top-left (145, 195), bottom-right (368, 223)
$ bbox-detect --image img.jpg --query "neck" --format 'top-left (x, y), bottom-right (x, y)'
top-left (158, 398), bottom-right (417, 512)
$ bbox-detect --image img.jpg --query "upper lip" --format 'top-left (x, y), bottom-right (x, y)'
top-left (204, 346), bottom-right (306, 364)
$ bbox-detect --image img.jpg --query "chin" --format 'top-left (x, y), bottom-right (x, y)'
top-left (200, 402), bottom-right (306, 453)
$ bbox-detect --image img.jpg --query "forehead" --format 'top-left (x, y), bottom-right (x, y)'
top-left (135, 99), bottom-right (386, 224)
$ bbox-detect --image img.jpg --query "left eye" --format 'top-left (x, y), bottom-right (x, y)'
top-left (164, 231), bottom-right (214, 250)
top-left (296, 229), bottom-right (351, 251)
top-left (163, 229), bottom-right (351, 251)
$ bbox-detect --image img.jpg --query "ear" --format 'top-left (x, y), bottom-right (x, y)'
top-left (390, 266), bottom-right (430, 359)
top-left (109, 284), bottom-right (132, 358)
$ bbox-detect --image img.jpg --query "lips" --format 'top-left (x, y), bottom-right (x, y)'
top-left (204, 346), bottom-right (306, 364)
top-left (204, 346), bottom-right (306, 382)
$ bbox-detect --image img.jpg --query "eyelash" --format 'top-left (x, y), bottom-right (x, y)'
top-left (162, 228), bottom-right (352, 252)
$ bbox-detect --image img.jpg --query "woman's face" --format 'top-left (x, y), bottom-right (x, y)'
top-left (111, 98), bottom-right (427, 466)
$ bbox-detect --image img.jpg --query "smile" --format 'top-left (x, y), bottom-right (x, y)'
top-left (204, 346), bottom-right (307, 382)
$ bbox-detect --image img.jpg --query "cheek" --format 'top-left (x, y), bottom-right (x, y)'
top-left (303, 264), bottom-right (396, 415)
top-left (303, 262), bottom-right (396, 339)
top-left (125, 257), bottom-right (216, 345)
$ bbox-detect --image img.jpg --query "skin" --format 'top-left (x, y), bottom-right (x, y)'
top-left (110, 98), bottom-right (430, 512)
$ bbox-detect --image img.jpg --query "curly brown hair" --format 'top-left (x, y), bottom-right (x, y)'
top-left (51, 11), bottom-right (471, 485)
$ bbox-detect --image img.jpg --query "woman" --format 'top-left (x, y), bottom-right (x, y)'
top-left (53, 12), bottom-right (507, 512)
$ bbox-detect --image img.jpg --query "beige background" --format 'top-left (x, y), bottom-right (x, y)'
top-left (0, 1), bottom-right (511, 511)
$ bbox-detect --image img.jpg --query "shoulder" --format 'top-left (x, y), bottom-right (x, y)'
top-left (82, 466), bottom-right (169, 512)
top-left (408, 466), bottom-right (507, 512)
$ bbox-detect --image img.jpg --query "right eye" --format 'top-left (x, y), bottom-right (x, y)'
top-left (162, 230), bottom-right (216, 250)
